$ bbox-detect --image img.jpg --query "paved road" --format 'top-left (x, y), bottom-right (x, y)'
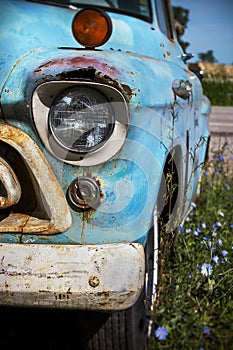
top-left (209, 106), bottom-right (233, 134)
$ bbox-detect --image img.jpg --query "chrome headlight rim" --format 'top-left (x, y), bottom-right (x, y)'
top-left (48, 86), bottom-right (115, 154)
top-left (32, 81), bottom-right (129, 166)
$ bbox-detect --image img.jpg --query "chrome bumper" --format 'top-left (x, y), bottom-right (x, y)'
top-left (0, 242), bottom-right (145, 310)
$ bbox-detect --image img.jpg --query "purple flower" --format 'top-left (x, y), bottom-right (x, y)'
top-left (155, 326), bottom-right (168, 340)
top-left (200, 263), bottom-right (213, 276)
top-left (217, 238), bottom-right (223, 246)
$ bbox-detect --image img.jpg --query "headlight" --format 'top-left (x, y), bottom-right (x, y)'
top-left (33, 81), bottom-right (129, 166)
top-left (49, 87), bottom-right (114, 153)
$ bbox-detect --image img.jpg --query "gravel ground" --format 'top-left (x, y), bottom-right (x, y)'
top-left (209, 133), bottom-right (233, 173)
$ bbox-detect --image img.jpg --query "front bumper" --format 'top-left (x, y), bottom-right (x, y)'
top-left (0, 242), bottom-right (145, 310)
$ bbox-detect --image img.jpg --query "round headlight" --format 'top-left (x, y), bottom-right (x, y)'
top-left (49, 87), bottom-right (114, 153)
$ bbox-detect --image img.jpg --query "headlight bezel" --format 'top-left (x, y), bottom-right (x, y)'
top-left (32, 81), bottom-right (129, 166)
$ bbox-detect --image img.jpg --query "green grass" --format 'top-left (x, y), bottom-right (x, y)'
top-left (150, 143), bottom-right (233, 349)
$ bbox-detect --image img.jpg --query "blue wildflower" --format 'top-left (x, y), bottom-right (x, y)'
top-left (191, 202), bottom-right (196, 208)
top-left (212, 231), bottom-right (217, 237)
top-left (211, 245), bottom-right (217, 251)
top-left (203, 325), bottom-right (210, 334)
top-left (216, 221), bottom-right (222, 227)
top-left (226, 184), bottom-right (230, 190)
top-left (201, 222), bottom-right (206, 229)
top-left (155, 326), bottom-right (168, 340)
top-left (200, 263), bottom-right (213, 276)
top-left (218, 211), bottom-right (224, 217)
top-left (212, 255), bottom-right (219, 264)
top-left (185, 228), bottom-right (191, 233)
top-left (217, 238), bottom-right (223, 246)
top-left (230, 224), bottom-right (233, 229)
top-left (222, 250), bottom-right (228, 257)
top-left (193, 230), bottom-right (199, 236)
top-left (185, 217), bottom-right (191, 222)
top-left (179, 224), bottom-right (184, 232)
top-left (218, 155), bottom-right (224, 162)
top-left (215, 170), bottom-right (220, 175)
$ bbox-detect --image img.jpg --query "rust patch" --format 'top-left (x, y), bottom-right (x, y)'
top-left (33, 56), bottom-right (132, 99)
top-left (34, 56), bottom-right (118, 76)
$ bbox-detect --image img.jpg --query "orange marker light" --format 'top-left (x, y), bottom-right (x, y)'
top-left (72, 8), bottom-right (112, 48)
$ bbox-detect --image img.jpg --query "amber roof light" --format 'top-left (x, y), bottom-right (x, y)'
top-left (72, 8), bottom-right (112, 48)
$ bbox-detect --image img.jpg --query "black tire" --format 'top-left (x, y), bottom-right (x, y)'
top-left (79, 228), bottom-right (156, 350)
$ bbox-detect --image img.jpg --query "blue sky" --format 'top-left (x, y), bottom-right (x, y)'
top-left (171, 0), bottom-right (233, 64)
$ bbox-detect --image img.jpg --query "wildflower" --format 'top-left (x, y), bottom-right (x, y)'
top-left (218, 211), bottom-right (224, 217)
top-left (199, 347), bottom-right (204, 350)
top-left (200, 263), bottom-right (213, 276)
top-left (194, 230), bottom-right (199, 236)
top-left (185, 228), bottom-right (191, 233)
top-left (215, 170), bottom-right (220, 175)
top-left (217, 238), bottom-right (223, 246)
top-left (212, 255), bottom-right (219, 264)
top-left (203, 325), bottom-right (210, 334)
top-left (212, 231), bottom-right (217, 237)
top-left (216, 221), bottom-right (222, 227)
top-left (203, 236), bottom-right (210, 241)
top-left (211, 245), bottom-right (217, 251)
top-left (196, 227), bottom-right (202, 233)
top-left (191, 202), bottom-right (196, 208)
top-left (187, 274), bottom-right (192, 279)
top-left (218, 155), bottom-right (224, 162)
top-left (222, 250), bottom-right (228, 257)
top-left (179, 224), bottom-right (184, 232)
top-left (230, 224), bottom-right (233, 229)
top-left (185, 217), bottom-right (191, 222)
top-left (226, 184), bottom-right (230, 190)
top-left (201, 222), bottom-right (206, 229)
top-left (155, 326), bottom-right (168, 340)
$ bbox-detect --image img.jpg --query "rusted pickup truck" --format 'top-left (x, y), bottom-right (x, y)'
top-left (0, 0), bottom-right (210, 348)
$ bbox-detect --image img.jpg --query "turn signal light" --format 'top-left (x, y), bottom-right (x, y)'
top-left (72, 8), bottom-right (112, 48)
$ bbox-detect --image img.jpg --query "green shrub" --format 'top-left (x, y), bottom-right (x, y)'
top-left (202, 79), bottom-right (233, 106)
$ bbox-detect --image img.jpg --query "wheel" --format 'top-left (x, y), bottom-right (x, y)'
top-left (79, 213), bottom-right (159, 350)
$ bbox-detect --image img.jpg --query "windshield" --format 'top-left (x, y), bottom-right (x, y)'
top-left (28, 0), bottom-right (151, 21)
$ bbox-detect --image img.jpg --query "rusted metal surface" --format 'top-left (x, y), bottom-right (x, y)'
top-left (0, 157), bottom-right (21, 208)
top-left (0, 242), bottom-right (145, 310)
top-left (0, 123), bottom-right (72, 234)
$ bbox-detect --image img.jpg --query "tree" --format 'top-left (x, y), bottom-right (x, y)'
top-left (198, 50), bottom-right (218, 63)
top-left (172, 6), bottom-right (190, 52)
